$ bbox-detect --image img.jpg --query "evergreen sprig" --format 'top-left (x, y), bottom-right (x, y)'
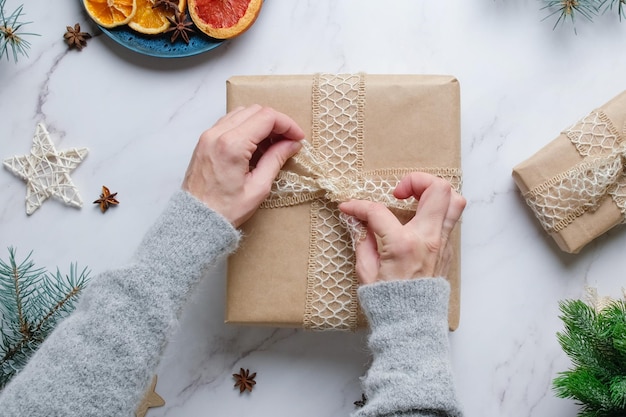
top-left (553, 298), bottom-right (626, 417)
top-left (600, 0), bottom-right (626, 20)
top-left (0, 247), bottom-right (89, 389)
top-left (0, 0), bottom-right (38, 62)
top-left (542, 0), bottom-right (626, 31)
top-left (542, 0), bottom-right (599, 31)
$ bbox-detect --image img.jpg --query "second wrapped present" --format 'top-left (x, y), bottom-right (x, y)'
top-left (513, 91), bottom-right (626, 254)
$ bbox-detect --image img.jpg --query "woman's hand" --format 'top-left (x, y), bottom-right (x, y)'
top-left (182, 105), bottom-right (305, 227)
top-left (339, 173), bottom-right (466, 285)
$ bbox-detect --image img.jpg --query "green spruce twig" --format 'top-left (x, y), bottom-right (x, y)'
top-left (0, 0), bottom-right (39, 62)
top-left (553, 296), bottom-right (626, 417)
top-left (542, 0), bottom-right (599, 33)
top-left (541, 0), bottom-right (626, 30)
top-left (0, 247), bottom-right (89, 389)
top-left (599, 0), bottom-right (626, 20)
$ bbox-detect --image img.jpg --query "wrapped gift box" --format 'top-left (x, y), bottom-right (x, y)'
top-left (512, 91), bottom-right (626, 254)
top-left (226, 74), bottom-right (462, 330)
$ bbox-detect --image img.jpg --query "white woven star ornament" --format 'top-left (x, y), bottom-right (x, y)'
top-left (3, 123), bottom-right (88, 215)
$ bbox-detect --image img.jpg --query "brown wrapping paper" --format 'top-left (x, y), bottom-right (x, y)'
top-left (226, 74), bottom-right (462, 330)
top-left (512, 91), bottom-right (626, 254)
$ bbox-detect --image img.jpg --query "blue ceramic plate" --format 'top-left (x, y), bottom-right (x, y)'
top-left (100, 23), bottom-right (225, 58)
top-left (82, 0), bottom-right (225, 59)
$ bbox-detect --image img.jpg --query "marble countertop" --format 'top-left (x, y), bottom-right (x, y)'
top-left (2, 1), bottom-right (626, 416)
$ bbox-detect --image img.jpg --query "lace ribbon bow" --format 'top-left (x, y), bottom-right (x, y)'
top-left (524, 110), bottom-right (626, 234)
top-left (262, 140), bottom-right (421, 241)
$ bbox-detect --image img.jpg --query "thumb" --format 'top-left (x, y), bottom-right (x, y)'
top-left (252, 140), bottom-right (302, 187)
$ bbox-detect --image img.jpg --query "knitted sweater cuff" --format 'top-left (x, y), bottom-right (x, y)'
top-left (354, 278), bottom-right (462, 417)
top-left (357, 278), bottom-right (450, 328)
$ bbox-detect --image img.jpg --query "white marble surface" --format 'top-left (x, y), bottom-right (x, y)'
top-left (2, 1), bottom-right (626, 416)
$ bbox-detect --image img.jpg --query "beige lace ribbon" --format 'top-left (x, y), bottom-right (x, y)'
top-left (262, 73), bottom-right (462, 331)
top-left (524, 110), bottom-right (626, 234)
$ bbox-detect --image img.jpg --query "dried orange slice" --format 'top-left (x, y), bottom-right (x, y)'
top-left (83, 0), bottom-right (137, 28)
top-left (188, 0), bottom-right (262, 39)
top-left (128, 0), bottom-right (187, 35)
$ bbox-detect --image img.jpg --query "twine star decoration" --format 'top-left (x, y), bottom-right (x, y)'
top-left (136, 375), bottom-right (165, 417)
top-left (3, 123), bottom-right (88, 215)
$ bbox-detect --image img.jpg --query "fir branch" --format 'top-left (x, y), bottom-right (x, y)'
top-left (0, 248), bottom-right (43, 329)
top-left (554, 367), bottom-right (611, 412)
top-left (32, 264), bottom-right (89, 336)
top-left (0, 0), bottom-right (39, 62)
top-left (541, 0), bottom-right (600, 32)
top-left (610, 376), bottom-right (626, 409)
top-left (553, 298), bottom-right (626, 417)
top-left (557, 300), bottom-right (621, 377)
top-left (0, 248), bottom-right (89, 389)
top-left (599, 0), bottom-right (626, 20)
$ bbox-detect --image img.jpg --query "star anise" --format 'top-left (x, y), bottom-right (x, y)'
top-left (233, 368), bottom-right (256, 393)
top-left (354, 393), bottom-right (367, 408)
top-left (93, 186), bottom-right (119, 213)
top-left (64, 23), bottom-right (91, 51)
top-left (152, 0), bottom-right (179, 12)
top-left (165, 11), bottom-right (195, 44)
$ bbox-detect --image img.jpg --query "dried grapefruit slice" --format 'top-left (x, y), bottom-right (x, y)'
top-left (83, 0), bottom-right (137, 28)
top-left (188, 0), bottom-right (262, 39)
top-left (128, 0), bottom-right (187, 35)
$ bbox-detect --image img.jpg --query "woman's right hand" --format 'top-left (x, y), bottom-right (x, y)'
top-left (338, 172), bottom-right (466, 285)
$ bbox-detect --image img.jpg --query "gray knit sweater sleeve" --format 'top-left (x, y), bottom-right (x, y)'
top-left (354, 278), bottom-right (463, 417)
top-left (0, 190), bottom-right (240, 417)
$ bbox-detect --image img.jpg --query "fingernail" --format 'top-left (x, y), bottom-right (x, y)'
top-left (291, 140), bottom-right (303, 152)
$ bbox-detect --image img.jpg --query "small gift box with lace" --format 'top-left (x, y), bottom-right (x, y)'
top-left (513, 91), bottom-right (626, 254)
top-left (226, 74), bottom-right (463, 331)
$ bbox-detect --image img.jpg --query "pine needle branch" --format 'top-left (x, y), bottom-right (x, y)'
top-left (11, 252), bottom-right (30, 339)
top-left (599, 0), bottom-right (626, 20)
top-left (31, 264), bottom-right (89, 336)
top-left (0, 248), bottom-right (89, 389)
top-left (0, 0), bottom-right (39, 62)
top-left (540, 0), bottom-right (626, 29)
top-left (553, 297), bottom-right (626, 417)
top-left (541, 0), bottom-right (600, 32)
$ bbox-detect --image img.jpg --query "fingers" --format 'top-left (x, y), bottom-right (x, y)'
top-left (227, 106), bottom-right (306, 147)
top-left (393, 172), bottom-right (452, 202)
top-left (337, 201), bottom-right (386, 284)
top-left (397, 174), bottom-right (451, 246)
top-left (395, 172), bottom-right (465, 244)
top-left (441, 192), bottom-right (466, 242)
top-left (354, 229), bottom-right (379, 285)
top-left (249, 139), bottom-right (302, 190)
top-left (340, 173), bottom-right (465, 284)
top-left (210, 106), bottom-right (255, 137)
top-left (338, 200), bottom-right (400, 237)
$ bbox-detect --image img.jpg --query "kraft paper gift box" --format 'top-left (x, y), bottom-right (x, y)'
top-left (226, 74), bottom-right (462, 331)
top-left (512, 91), bottom-right (626, 254)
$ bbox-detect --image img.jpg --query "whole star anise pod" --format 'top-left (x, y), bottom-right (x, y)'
top-left (93, 185), bottom-right (119, 213)
top-left (233, 368), bottom-right (256, 393)
top-left (64, 23), bottom-right (91, 51)
top-left (165, 11), bottom-right (195, 44)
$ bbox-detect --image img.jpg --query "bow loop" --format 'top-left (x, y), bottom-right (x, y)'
top-left (262, 139), bottom-right (417, 212)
